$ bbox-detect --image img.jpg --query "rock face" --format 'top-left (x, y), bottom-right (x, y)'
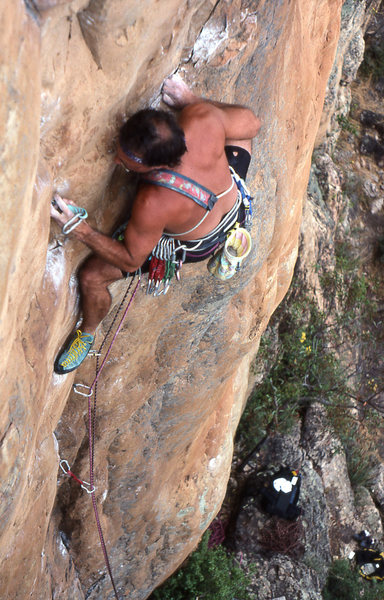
top-left (0, 1), bottom-right (343, 599)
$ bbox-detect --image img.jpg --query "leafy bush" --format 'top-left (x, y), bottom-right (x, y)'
top-left (336, 113), bottom-right (359, 135)
top-left (322, 559), bottom-right (382, 600)
top-left (150, 532), bottom-right (254, 600)
top-left (236, 294), bottom-right (353, 450)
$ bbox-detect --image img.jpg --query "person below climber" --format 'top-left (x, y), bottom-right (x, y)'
top-left (51, 74), bottom-right (261, 374)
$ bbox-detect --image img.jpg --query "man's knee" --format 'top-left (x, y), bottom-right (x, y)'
top-left (79, 262), bottom-right (102, 290)
top-left (79, 258), bottom-right (122, 289)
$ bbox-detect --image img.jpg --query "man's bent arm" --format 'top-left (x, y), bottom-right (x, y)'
top-left (162, 74), bottom-right (261, 141)
top-left (181, 101), bottom-right (261, 143)
top-left (51, 195), bottom-right (165, 272)
top-left (70, 222), bottom-right (146, 272)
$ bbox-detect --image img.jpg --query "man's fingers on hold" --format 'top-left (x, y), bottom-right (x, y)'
top-left (56, 196), bottom-right (73, 216)
top-left (162, 93), bottom-right (176, 106)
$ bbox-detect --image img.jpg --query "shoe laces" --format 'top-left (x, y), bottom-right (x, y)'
top-left (61, 330), bottom-right (92, 368)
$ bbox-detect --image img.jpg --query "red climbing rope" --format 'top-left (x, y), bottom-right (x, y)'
top-left (64, 272), bottom-right (141, 600)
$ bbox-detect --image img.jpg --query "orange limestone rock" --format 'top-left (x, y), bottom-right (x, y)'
top-left (0, 1), bottom-right (342, 598)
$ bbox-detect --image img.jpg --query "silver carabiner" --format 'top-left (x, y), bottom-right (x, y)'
top-left (153, 280), bottom-right (162, 296)
top-left (60, 459), bottom-right (70, 474)
top-left (73, 383), bottom-right (93, 397)
top-left (88, 350), bottom-right (101, 357)
top-left (80, 480), bottom-right (96, 494)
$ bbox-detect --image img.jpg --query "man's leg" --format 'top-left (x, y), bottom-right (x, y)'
top-left (79, 255), bottom-right (125, 335)
top-left (54, 256), bottom-right (124, 374)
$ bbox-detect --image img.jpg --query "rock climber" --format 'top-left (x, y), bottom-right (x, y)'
top-left (51, 74), bottom-right (261, 374)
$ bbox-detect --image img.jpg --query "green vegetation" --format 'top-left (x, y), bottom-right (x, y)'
top-left (345, 441), bottom-right (377, 489)
top-left (237, 294), bottom-right (349, 443)
top-left (236, 232), bottom-right (381, 489)
top-left (322, 559), bottom-right (382, 600)
top-left (150, 532), bottom-right (254, 600)
top-left (336, 113), bottom-right (359, 135)
top-left (360, 40), bottom-right (384, 82)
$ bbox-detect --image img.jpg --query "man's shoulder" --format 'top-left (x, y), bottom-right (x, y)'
top-left (134, 180), bottom-right (179, 214)
top-left (129, 184), bottom-right (173, 233)
top-left (180, 102), bottom-right (223, 131)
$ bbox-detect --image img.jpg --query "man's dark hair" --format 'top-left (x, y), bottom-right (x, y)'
top-left (119, 109), bottom-right (187, 167)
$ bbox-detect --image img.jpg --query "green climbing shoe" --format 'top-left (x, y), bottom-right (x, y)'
top-left (54, 329), bottom-right (94, 374)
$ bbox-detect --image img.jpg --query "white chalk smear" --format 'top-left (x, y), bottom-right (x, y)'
top-left (44, 244), bottom-right (66, 294)
top-left (59, 537), bottom-right (68, 557)
top-left (192, 21), bottom-right (228, 66)
top-left (52, 432), bottom-right (60, 456)
top-left (51, 372), bottom-right (66, 387)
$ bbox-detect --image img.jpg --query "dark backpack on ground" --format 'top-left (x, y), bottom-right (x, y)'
top-left (260, 466), bottom-right (301, 521)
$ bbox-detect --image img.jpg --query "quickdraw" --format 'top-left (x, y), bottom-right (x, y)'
top-left (147, 237), bottom-right (186, 296)
top-left (60, 459), bottom-right (95, 494)
top-left (229, 167), bottom-right (253, 231)
top-left (51, 195), bottom-right (88, 235)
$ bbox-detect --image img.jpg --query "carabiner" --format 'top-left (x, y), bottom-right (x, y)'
top-left (73, 383), bottom-right (93, 397)
top-left (88, 349), bottom-right (102, 357)
top-left (80, 480), bottom-right (96, 494)
top-left (60, 459), bottom-right (70, 474)
top-left (62, 207), bottom-right (88, 235)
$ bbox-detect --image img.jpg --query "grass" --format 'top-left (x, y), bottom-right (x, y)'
top-left (336, 113), bottom-right (359, 136)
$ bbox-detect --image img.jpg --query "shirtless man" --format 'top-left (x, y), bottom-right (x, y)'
top-left (51, 74), bottom-right (261, 374)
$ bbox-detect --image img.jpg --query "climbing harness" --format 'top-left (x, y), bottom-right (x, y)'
top-left (112, 167), bottom-right (253, 296)
top-left (144, 168), bottom-right (253, 295)
top-left (59, 271), bottom-right (141, 600)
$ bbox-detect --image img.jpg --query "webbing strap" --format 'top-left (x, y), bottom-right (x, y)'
top-left (142, 169), bottom-right (218, 211)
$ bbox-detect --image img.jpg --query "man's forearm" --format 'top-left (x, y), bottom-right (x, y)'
top-left (72, 222), bottom-right (141, 272)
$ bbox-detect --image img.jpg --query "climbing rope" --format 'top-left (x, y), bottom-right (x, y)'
top-left (61, 272), bottom-right (141, 600)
